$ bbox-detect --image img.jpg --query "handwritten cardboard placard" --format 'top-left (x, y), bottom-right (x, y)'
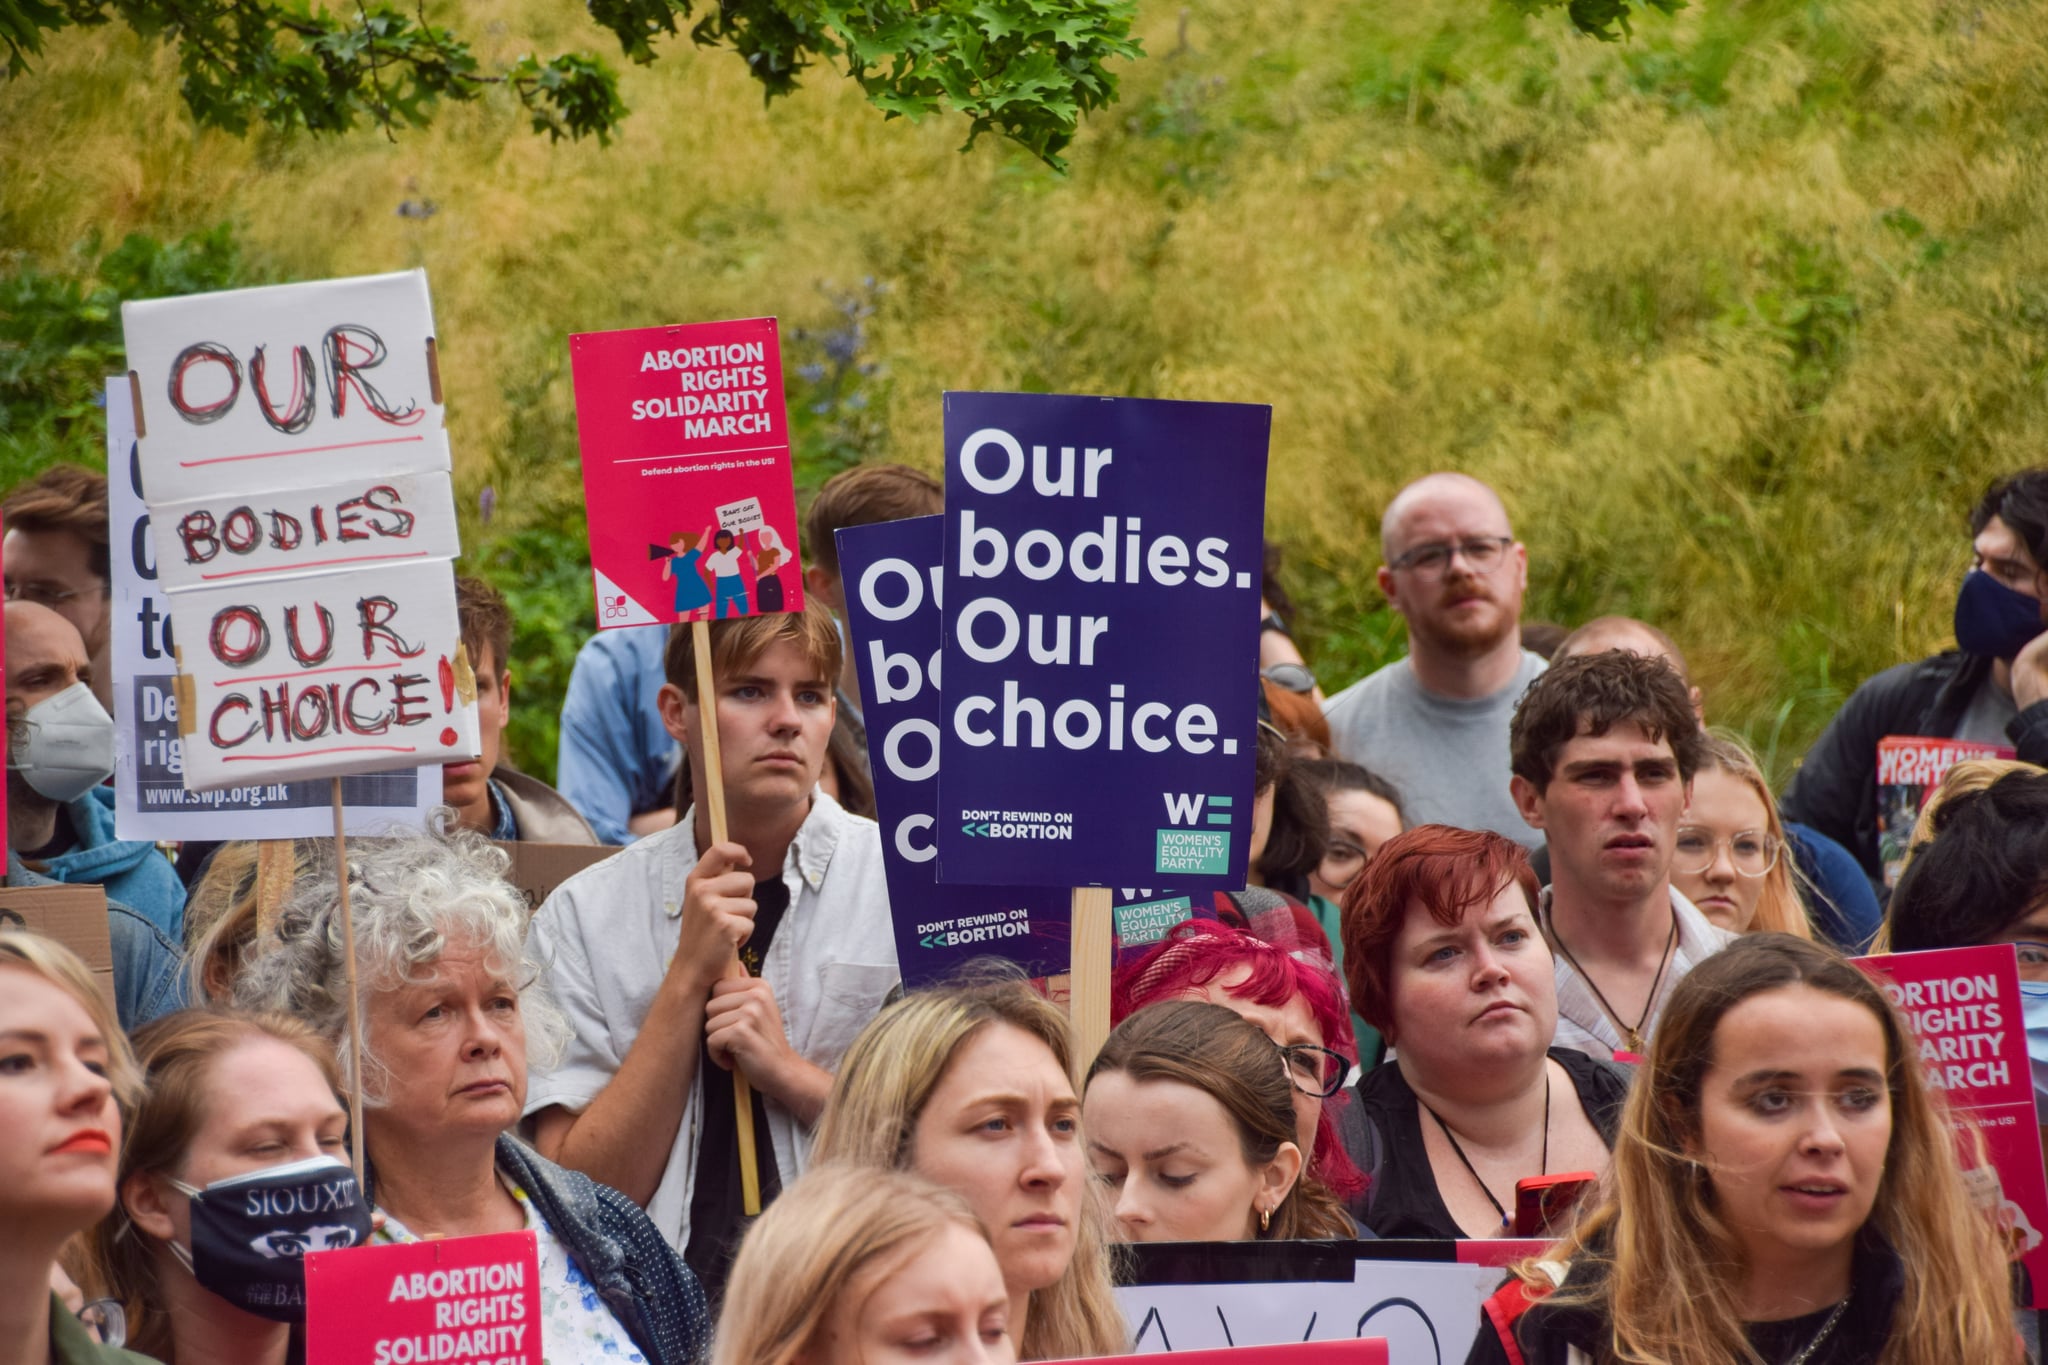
top-left (149, 471), bottom-right (459, 593)
top-left (120, 273), bottom-right (475, 792)
top-left (1854, 943), bottom-right (2048, 1305)
top-left (1118, 1239), bottom-right (1514, 1363)
top-left (105, 379), bottom-right (440, 837)
top-left (305, 1230), bottom-right (539, 1365)
top-left (569, 318), bottom-right (804, 628)
top-left (837, 515), bottom-right (1074, 985)
top-left (935, 393), bottom-right (1269, 893)
top-left (168, 559), bottom-right (476, 789)
top-left (121, 270), bottom-right (449, 502)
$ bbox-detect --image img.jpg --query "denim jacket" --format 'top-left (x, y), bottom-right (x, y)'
top-left (554, 626), bottom-right (680, 845)
top-left (366, 1136), bottom-right (710, 1365)
top-left (492, 1136), bottom-right (711, 1365)
top-left (5, 853), bottom-right (186, 1030)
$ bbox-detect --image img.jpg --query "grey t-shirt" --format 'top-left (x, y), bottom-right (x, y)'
top-left (1322, 650), bottom-right (1548, 849)
top-left (1953, 673), bottom-right (2019, 746)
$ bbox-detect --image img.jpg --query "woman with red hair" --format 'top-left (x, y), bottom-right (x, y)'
top-left (1114, 920), bottom-right (1366, 1207)
top-left (1339, 826), bottom-right (1628, 1239)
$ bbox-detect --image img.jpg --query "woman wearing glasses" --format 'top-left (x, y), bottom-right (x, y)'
top-left (1667, 734), bottom-right (1814, 939)
top-left (1339, 826), bottom-right (1627, 1239)
top-left (1113, 920), bottom-right (1367, 1210)
top-left (1083, 1001), bottom-right (1353, 1241)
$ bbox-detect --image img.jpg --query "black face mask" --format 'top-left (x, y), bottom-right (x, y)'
top-left (1955, 567), bottom-right (2047, 662)
top-left (167, 1155), bottom-right (373, 1322)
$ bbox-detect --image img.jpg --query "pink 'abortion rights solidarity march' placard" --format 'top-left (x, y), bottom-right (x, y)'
top-left (569, 318), bottom-right (805, 629)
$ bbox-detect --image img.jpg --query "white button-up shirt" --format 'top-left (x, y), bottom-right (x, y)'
top-left (524, 791), bottom-right (899, 1250)
top-left (1541, 885), bottom-right (1734, 1060)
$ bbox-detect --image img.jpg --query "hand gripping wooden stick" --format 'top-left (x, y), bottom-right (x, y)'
top-left (692, 620), bottom-right (763, 1215)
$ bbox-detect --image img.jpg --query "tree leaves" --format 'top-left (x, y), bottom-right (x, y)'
top-left (5, 0), bottom-right (1141, 167)
top-left (804, 0), bottom-right (1141, 169)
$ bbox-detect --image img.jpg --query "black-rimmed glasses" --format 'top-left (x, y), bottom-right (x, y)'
top-left (1278, 1042), bottom-right (1354, 1098)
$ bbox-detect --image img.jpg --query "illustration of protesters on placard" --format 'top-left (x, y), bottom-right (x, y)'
top-left (754, 524), bottom-right (793, 612)
top-left (704, 527), bottom-right (750, 618)
top-left (660, 526), bottom-right (717, 623)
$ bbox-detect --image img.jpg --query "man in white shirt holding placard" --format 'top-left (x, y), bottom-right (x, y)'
top-left (524, 601), bottom-right (897, 1301)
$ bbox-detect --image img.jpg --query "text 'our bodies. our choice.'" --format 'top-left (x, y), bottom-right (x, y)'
top-left (942, 427), bottom-right (1253, 760)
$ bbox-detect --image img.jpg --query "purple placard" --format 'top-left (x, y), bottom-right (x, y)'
top-left (837, 516), bottom-right (1072, 985)
top-left (935, 393), bottom-right (1269, 892)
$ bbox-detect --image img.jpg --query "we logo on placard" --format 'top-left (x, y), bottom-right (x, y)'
top-left (1161, 792), bottom-right (1234, 826)
top-left (1156, 792), bottom-right (1233, 877)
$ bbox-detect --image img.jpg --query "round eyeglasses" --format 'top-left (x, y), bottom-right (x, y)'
top-left (1672, 827), bottom-right (1780, 878)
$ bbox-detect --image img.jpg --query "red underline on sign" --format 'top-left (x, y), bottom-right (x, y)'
top-left (198, 551), bottom-right (430, 581)
top-left (223, 745), bottom-right (419, 761)
top-left (179, 435), bottom-right (427, 468)
top-left (617, 443), bottom-right (785, 463)
top-left (214, 661), bottom-right (400, 686)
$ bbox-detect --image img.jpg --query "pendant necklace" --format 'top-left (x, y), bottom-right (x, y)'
top-left (1420, 1070), bottom-right (1550, 1231)
top-left (1548, 905), bottom-right (1677, 1055)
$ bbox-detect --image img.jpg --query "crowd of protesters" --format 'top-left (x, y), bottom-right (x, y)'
top-left (7, 458), bottom-right (2048, 1365)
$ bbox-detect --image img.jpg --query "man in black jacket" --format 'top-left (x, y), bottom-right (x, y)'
top-left (1782, 468), bottom-right (2048, 893)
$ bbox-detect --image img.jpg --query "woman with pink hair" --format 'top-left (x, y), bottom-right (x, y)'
top-left (1113, 920), bottom-right (1366, 1208)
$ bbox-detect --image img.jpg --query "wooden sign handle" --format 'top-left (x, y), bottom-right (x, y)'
top-left (691, 620), bottom-right (763, 1216)
top-left (331, 779), bottom-right (367, 1180)
top-left (1069, 886), bottom-right (1114, 1073)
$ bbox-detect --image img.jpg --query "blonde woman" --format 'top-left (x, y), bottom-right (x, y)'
top-left (92, 1009), bottom-right (369, 1364)
top-left (1468, 934), bottom-right (2020, 1365)
top-left (714, 1164), bottom-right (1011, 1365)
top-left (0, 930), bottom-right (153, 1364)
top-left (811, 979), bottom-right (1126, 1361)
top-left (1668, 734), bottom-right (1812, 940)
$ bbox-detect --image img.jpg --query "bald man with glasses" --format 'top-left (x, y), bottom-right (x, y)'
top-left (1322, 472), bottom-right (1547, 848)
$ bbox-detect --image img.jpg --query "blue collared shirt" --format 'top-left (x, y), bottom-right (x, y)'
top-left (555, 626), bottom-right (680, 845)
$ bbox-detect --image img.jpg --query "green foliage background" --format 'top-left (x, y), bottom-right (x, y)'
top-left (5, 0), bottom-right (2043, 787)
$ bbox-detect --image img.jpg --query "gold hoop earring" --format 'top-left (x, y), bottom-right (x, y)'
top-left (1259, 1206), bottom-right (1271, 1233)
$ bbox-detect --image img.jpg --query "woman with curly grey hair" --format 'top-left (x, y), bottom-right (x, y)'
top-left (234, 821), bottom-right (710, 1365)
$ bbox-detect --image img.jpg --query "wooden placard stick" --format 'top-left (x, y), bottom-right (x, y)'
top-left (331, 779), bottom-right (367, 1180)
top-left (1068, 886), bottom-right (1114, 1072)
top-left (691, 619), bottom-right (764, 1216)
